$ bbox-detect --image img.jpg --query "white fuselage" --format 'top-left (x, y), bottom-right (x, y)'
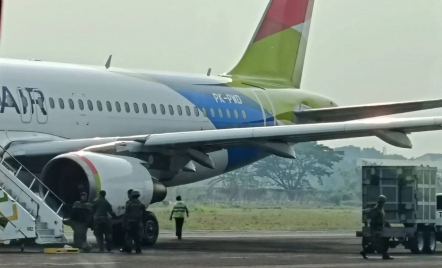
top-left (0, 59), bottom-right (263, 186)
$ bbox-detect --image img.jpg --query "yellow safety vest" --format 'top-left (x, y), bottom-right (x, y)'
top-left (172, 201), bottom-right (187, 218)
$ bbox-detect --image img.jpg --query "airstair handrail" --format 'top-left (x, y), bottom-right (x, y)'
top-left (0, 165), bottom-right (40, 219)
top-left (0, 145), bottom-right (66, 217)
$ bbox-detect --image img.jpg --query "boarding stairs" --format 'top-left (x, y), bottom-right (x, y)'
top-left (0, 146), bottom-right (66, 245)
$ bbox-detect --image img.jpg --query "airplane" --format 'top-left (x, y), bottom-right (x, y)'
top-left (1, 0), bottom-right (442, 245)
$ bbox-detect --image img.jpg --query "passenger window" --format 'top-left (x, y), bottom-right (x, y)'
top-left (177, 105), bottom-right (182, 116)
top-left (142, 103), bottom-right (148, 114)
top-left (185, 106), bottom-right (191, 116)
top-left (210, 108), bottom-right (215, 117)
top-left (97, 101), bottom-right (103, 111)
top-left (168, 105), bottom-right (174, 115)
top-left (234, 109), bottom-right (239, 119)
top-left (115, 102), bottom-right (121, 112)
top-left (78, 99), bottom-right (84, 110)
top-left (218, 108), bottom-right (223, 118)
top-left (87, 100), bottom-right (93, 111)
top-left (194, 106), bottom-right (200, 117)
top-left (226, 109), bottom-right (231, 118)
top-left (202, 108), bottom-right (207, 117)
top-left (125, 102), bottom-right (130, 113)
top-left (49, 98), bottom-right (55, 109)
top-left (160, 104), bottom-right (165, 115)
top-left (134, 103), bottom-right (139, 113)
top-left (69, 99), bottom-right (74, 110)
top-left (151, 104), bottom-right (157, 114)
top-left (242, 110), bottom-right (247, 119)
top-left (59, 98), bottom-right (65, 109)
top-left (106, 101), bottom-right (112, 112)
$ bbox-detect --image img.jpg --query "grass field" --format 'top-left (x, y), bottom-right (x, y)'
top-left (149, 205), bottom-right (362, 231)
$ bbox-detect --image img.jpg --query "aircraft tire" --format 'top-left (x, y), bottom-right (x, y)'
top-left (142, 211), bottom-right (159, 246)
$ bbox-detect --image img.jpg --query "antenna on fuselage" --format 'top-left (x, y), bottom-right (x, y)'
top-left (206, 68), bottom-right (211, 76)
top-left (105, 55), bottom-right (112, 69)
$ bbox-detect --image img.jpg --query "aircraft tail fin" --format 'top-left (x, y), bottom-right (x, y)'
top-left (227, 0), bottom-right (314, 88)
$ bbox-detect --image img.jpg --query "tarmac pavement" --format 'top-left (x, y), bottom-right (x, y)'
top-left (0, 231), bottom-right (441, 267)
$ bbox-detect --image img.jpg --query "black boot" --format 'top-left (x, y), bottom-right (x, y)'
top-left (382, 254), bottom-right (393, 260)
top-left (360, 251), bottom-right (368, 259)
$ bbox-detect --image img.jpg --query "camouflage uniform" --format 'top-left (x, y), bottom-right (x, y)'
top-left (361, 195), bottom-right (392, 260)
top-left (92, 195), bottom-right (117, 252)
top-left (123, 191), bottom-right (145, 253)
top-left (71, 199), bottom-right (93, 252)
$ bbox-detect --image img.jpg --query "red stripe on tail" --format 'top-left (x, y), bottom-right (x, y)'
top-left (255, 0), bottom-right (310, 42)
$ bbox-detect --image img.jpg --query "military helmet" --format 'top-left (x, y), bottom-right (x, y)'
top-left (131, 190), bottom-right (141, 197)
top-left (378, 195), bottom-right (387, 203)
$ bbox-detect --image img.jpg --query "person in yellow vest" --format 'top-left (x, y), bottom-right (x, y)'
top-left (169, 196), bottom-right (189, 240)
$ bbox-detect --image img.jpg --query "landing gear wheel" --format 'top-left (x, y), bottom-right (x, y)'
top-left (142, 211), bottom-right (159, 246)
top-left (424, 231), bottom-right (437, 254)
top-left (410, 231), bottom-right (425, 254)
top-left (362, 237), bottom-right (376, 254)
top-left (112, 222), bottom-right (125, 246)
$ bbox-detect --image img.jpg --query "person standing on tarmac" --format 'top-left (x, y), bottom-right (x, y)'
top-left (170, 196), bottom-right (189, 240)
top-left (123, 190), bottom-right (145, 254)
top-left (120, 189), bottom-right (133, 253)
top-left (360, 195), bottom-right (393, 260)
top-left (93, 190), bottom-right (117, 252)
top-left (70, 192), bottom-right (93, 252)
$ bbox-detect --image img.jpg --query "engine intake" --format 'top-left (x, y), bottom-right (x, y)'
top-left (40, 152), bottom-right (167, 215)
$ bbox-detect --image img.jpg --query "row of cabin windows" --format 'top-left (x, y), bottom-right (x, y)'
top-left (47, 97), bottom-right (247, 119)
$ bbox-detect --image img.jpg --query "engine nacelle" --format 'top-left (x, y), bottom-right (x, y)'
top-left (40, 152), bottom-right (167, 216)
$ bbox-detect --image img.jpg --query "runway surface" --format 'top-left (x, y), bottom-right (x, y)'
top-left (1, 231), bottom-right (442, 267)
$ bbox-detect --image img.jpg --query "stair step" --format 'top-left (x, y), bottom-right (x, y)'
top-left (36, 235), bottom-right (68, 244)
top-left (36, 222), bottom-right (48, 229)
top-left (37, 229), bottom-right (55, 236)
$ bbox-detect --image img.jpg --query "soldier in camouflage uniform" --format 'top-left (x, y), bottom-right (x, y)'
top-left (360, 195), bottom-right (393, 260)
top-left (92, 190), bottom-right (117, 252)
top-left (119, 189), bottom-right (133, 253)
top-left (71, 192), bottom-right (93, 252)
top-left (123, 190), bottom-right (145, 254)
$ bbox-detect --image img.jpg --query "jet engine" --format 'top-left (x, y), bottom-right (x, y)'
top-left (39, 152), bottom-right (167, 216)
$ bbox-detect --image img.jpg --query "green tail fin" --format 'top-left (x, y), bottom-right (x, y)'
top-left (228, 0), bottom-right (314, 88)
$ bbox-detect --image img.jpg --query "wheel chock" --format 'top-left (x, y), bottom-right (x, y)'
top-left (44, 248), bottom-right (80, 254)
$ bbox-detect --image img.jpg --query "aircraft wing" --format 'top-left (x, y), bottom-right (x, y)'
top-left (294, 99), bottom-right (442, 123)
top-left (5, 117), bottom-right (442, 164)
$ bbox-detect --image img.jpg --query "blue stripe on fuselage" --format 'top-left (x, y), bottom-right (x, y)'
top-left (152, 76), bottom-right (274, 129)
top-left (151, 75), bottom-right (274, 172)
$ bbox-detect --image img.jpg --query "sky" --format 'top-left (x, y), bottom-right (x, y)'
top-left (2, 0), bottom-right (442, 158)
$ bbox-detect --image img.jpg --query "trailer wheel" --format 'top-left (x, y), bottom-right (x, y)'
top-left (362, 237), bottom-right (376, 254)
top-left (423, 231), bottom-right (437, 254)
top-left (410, 231), bottom-right (425, 254)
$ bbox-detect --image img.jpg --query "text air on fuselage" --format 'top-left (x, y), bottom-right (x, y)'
top-left (1, 86), bottom-right (47, 115)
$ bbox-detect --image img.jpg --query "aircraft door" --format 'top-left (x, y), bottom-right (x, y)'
top-left (16, 88), bottom-right (32, 123)
top-left (31, 89), bottom-right (48, 124)
top-left (74, 94), bottom-right (89, 127)
top-left (252, 89), bottom-right (276, 126)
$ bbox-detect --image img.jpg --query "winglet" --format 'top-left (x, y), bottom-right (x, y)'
top-left (105, 55), bottom-right (112, 69)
